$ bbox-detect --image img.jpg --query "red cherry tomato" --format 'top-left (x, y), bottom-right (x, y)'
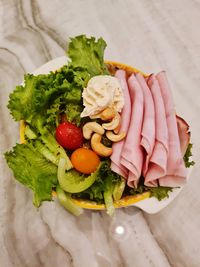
top-left (56, 122), bottom-right (83, 150)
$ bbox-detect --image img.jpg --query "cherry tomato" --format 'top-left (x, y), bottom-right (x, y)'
top-left (56, 122), bottom-right (83, 150)
top-left (71, 148), bottom-right (100, 174)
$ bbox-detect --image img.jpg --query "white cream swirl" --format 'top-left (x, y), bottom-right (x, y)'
top-left (81, 75), bottom-right (124, 118)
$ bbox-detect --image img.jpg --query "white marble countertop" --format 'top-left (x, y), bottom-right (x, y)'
top-left (0, 1), bottom-right (200, 266)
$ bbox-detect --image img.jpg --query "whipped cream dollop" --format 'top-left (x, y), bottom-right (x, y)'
top-left (81, 75), bottom-right (124, 118)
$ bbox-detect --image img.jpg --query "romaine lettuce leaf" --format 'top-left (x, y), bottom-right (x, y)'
top-left (5, 143), bottom-right (58, 207)
top-left (23, 124), bottom-right (73, 170)
top-left (68, 35), bottom-right (109, 76)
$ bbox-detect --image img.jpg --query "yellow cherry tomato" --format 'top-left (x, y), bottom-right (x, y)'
top-left (71, 148), bottom-right (100, 174)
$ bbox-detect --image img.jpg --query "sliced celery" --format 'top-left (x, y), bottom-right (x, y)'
top-left (56, 185), bottom-right (83, 216)
top-left (25, 125), bottom-right (37, 139)
top-left (113, 178), bottom-right (126, 201)
top-left (104, 190), bottom-right (115, 216)
top-left (58, 157), bottom-right (99, 193)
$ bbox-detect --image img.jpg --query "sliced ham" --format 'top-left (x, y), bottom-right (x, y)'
top-left (110, 68), bottom-right (189, 189)
top-left (136, 73), bottom-right (155, 176)
top-left (156, 72), bottom-right (186, 187)
top-left (121, 74), bottom-right (144, 187)
top-left (110, 70), bottom-right (131, 178)
top-left (176, 115), bottom-right (190, 156)
top-left (144, 75), bottom-right (169, 186)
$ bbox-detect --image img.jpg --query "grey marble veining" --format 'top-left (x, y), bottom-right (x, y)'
top-left (1, 1), bottom-right (200, 266)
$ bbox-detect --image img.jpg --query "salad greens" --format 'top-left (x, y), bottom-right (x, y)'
top-left (128, 183), bottom-right (173, 201)
top-left (58, 157), bottom-right (101, 193)
top-left (5, 143), bottom-right (58, 207)
top-left (4, 34), bottom-right (195, 216)
top-left (184, 143), bottom-right (195, 168)
top-left (68, 35), bottom-right (109, 76)
top-left (8, 67), bottom-right (87, 128)
top-left (74, 160), bottom-right (121, 215)
top-left (5, 35), bottom-right (110, 213)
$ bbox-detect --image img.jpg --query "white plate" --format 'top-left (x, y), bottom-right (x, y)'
top-left (32, 56), bottom-right (193, 214)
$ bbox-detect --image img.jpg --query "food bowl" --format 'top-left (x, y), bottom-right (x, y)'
top-left (20, 56), bottom-right (192, 214)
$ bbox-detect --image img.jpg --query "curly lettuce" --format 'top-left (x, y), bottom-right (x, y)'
top-left (68, 35), bottom-right (108, 76)
top-left (5, 143), bottom-right (58, 207)
top-left (184, 143), bottom-right (195, 168)
top-left (7, 67), bottom-right (87, 128)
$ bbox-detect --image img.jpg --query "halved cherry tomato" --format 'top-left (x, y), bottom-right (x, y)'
top-left (71, 148), bottom-right (100, 174)
top-left (56, 122), bottom-right (83, 150)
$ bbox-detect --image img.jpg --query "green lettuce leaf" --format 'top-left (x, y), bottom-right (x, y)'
top-left (7, 73), bottom-right (60, 122)
top-left (68, 35), bottom-right (109, 76)
top-left (24, 123), bottom-right (73, 170)
top-left (8, 35), bottom-right (109, 129)
top-left (129, 181), bottom-right (173, 201)
top-left (7, 66), bottom-right (89, 128)
top-left (5, 143), bottom-right (58, 207)
top-left (73, 160), bottom-right (121, 215)
top-left (148, 186), bottom-right (173, 201)
top-left (184, 143), bottom-right (195, 168)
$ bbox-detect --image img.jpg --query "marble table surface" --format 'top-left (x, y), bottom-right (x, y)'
top-left (1, 1), bottom-right (200, 266)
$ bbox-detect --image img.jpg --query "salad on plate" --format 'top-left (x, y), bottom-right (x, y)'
top-left (5, 35), bottom-right (195, 216)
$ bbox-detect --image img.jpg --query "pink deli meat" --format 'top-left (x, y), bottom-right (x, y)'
top-left (176, 115), bottom-right (190, 156)
top-left (144, 75), bottom-right (169, 186)
top-left (135, 73), bottom-right (155, 176)
top-left (110, 68), bottom-right (187, 189)
top-left (111, 70), bottom-right (131, 178)
top-left (120, 74), bottom-right (144, 187)
top-left (156, 72), bottom-right (186, 187)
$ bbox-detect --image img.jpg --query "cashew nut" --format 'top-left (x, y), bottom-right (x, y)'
top-left (102, 113), bottom-right (120, 130)
top-left (91, 133), bottom-right (112, 157)
top-left (90, 107), bottom-right (116, 121)
top-left (100, 107), bottom-right (116, 121)
top-left (106, 131), bottom-right (126, 142)
top-left (83, 122), bottom-right (105, 140)
top-left (89, 113), bottom-right (101, 119)
top-left (113, 124), bottom-right (121, 134)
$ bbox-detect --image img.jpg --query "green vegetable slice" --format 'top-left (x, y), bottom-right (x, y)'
top-left (104, 190), bottom-right (115, 216)
top-left (34, 140), bottom-right (58, 165)
top-left (58, 157), bottom-right (100, 193)
top-left (25, 125), bottom-right (37, 139)
top-left (56, 185), bottom-right (83, 216)
top-left (113, 178), bottom-right (126, 201)
top-left (40, 129), bottom-right (73, 170)
top-left (4, 143), bottom-right (58, 207)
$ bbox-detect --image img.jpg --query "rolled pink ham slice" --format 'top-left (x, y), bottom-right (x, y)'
top-left (156, 72), bottom-right (186, 187)
top-left (110, 70), bottom-right (131, 178)
top-left (176, 115), bottom-right (190, 156)
top-left (144, 75), bottom-right (169, 186)
top-left (136, 73), bottom-right (155, 176)
top-left (121, 74), bottom-right (144, 187)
